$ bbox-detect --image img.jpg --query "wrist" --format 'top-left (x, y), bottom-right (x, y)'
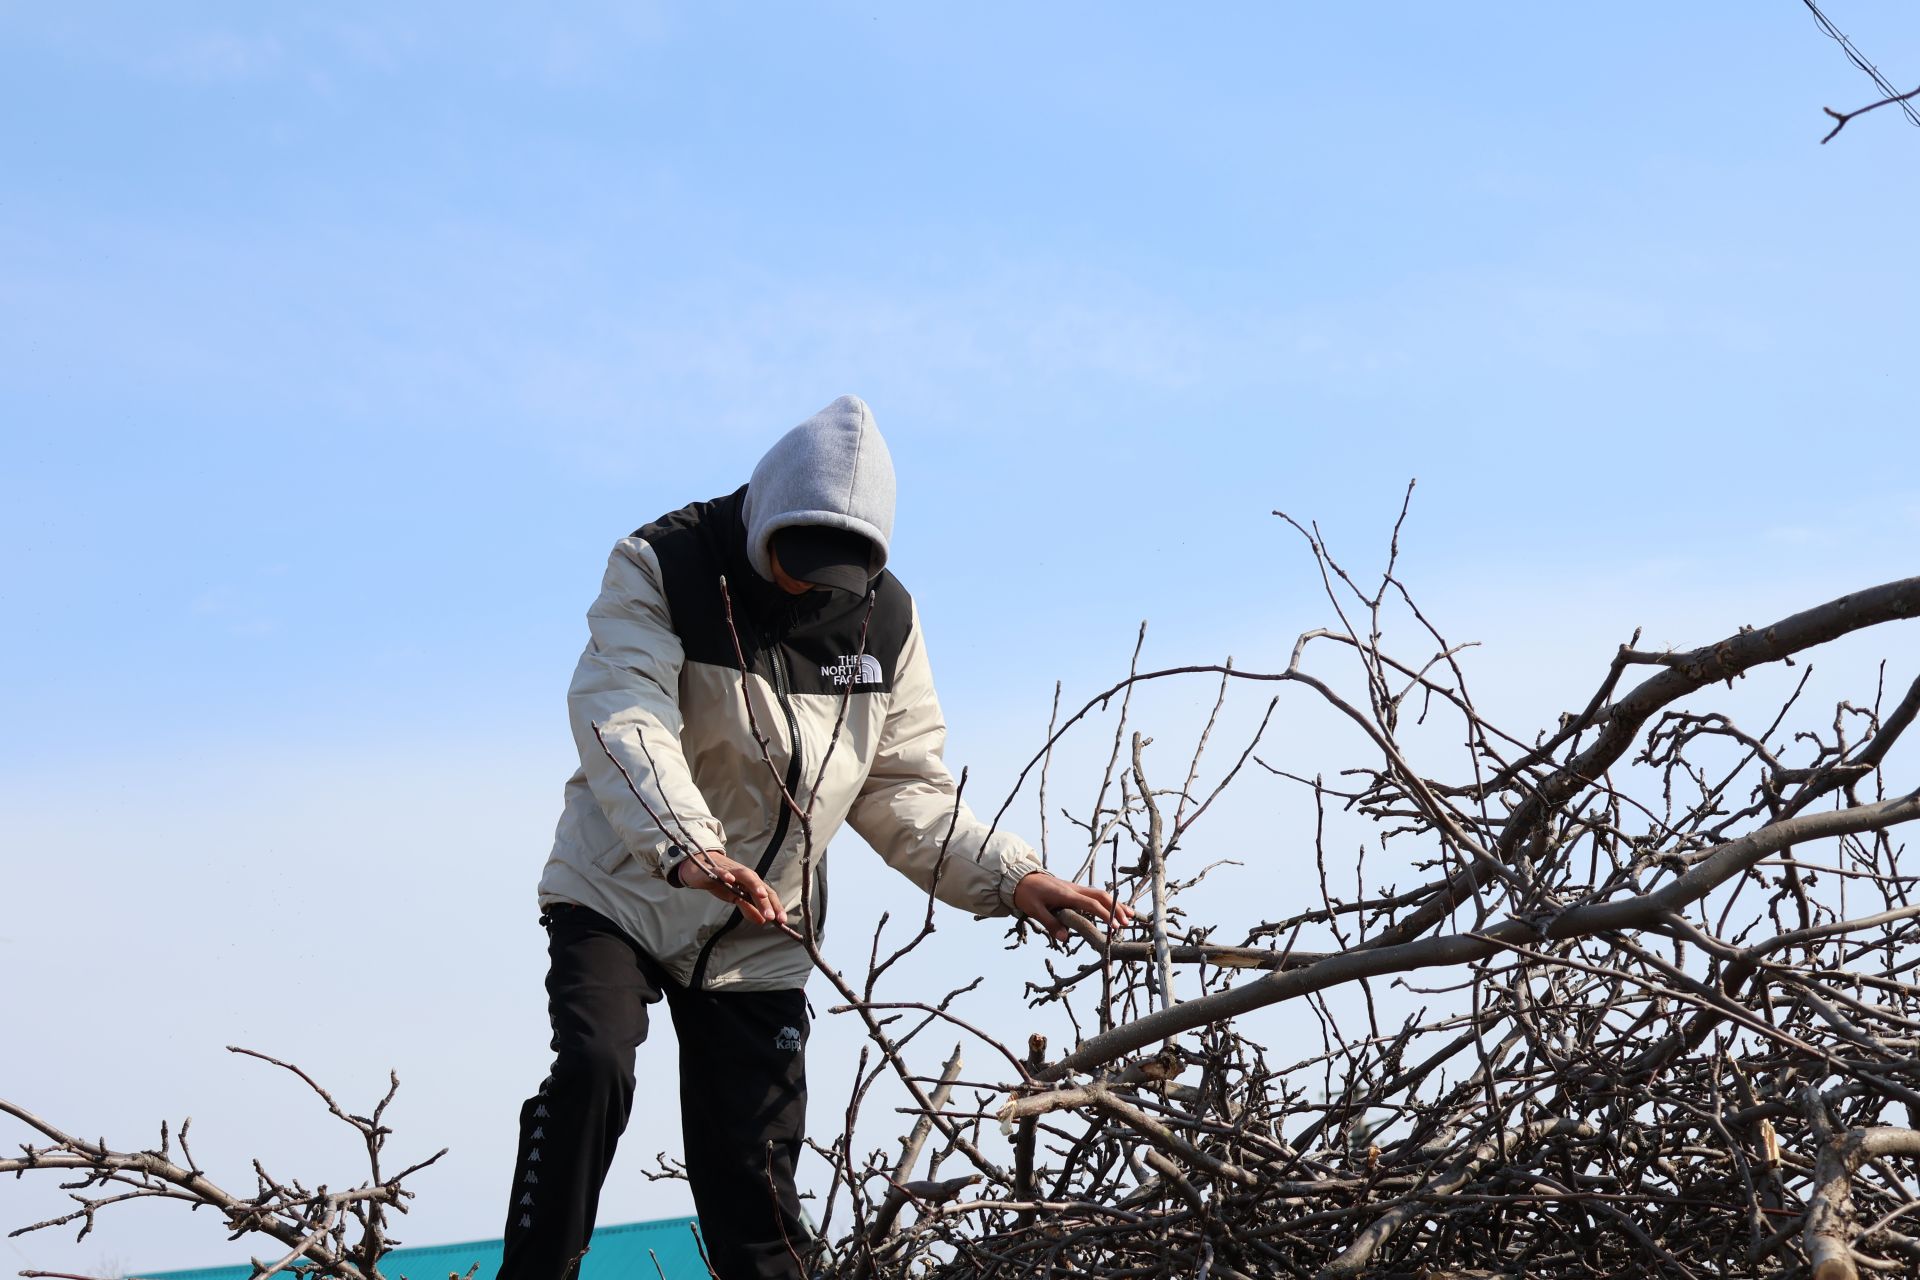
top-left (673, 849), bottom-right (727, 888)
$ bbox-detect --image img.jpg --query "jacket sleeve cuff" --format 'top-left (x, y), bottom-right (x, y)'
top-left (648, 812), bottom-right (728, 881)
top-left (993, 844), bottom-right (1047, 914)
top-left (655, 838), bottom-right (713, 884)
top-left (653, 839), bottom-right (686, 882)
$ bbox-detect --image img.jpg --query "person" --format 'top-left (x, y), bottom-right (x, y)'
top-left (497, 395), bottom-right (1131, 1280)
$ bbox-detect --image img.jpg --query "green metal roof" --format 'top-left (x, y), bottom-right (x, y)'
top-left (138, 1217), bottom-right (707, 1280)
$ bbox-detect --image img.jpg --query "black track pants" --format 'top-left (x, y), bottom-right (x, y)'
top-left (497, 903), bottom-right (811, 1280)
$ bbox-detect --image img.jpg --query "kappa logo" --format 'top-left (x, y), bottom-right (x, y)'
top-left (820, 654), bottom-right (883, 687)
top-left (775, 1025), bottom-right (803, 1052)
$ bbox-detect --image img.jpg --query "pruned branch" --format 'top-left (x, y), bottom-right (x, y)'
top-left (3, 1051), bottom-right (442, 1279)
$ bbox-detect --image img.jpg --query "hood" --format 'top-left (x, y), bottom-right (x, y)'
top-left (741, 394), bottom-right (896, 585)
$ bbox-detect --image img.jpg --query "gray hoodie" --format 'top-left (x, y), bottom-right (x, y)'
top-left (742, 394), bottom-right (897, 585)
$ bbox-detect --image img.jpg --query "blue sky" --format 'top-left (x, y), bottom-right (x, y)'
top-left (4, 3), bottom-right (1918, 1272)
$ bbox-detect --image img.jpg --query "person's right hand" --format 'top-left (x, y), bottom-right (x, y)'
top-left (677, 851), bottom-right (787, 926)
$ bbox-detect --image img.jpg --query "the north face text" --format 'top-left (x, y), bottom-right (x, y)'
top-left (820, 654), bottom-right (883, 687)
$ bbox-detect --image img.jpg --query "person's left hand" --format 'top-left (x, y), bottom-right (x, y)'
top-left (1012, 871), bottom-right (1134, 943)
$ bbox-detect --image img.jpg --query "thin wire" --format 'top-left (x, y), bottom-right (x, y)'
top-left (1802, 0), bottom-right (1920, 128)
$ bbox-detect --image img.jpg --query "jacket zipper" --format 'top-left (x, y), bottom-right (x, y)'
top-left (815, 850), bottom-right (829, 940)
top-left (689, 633), bottom-right (805, 990)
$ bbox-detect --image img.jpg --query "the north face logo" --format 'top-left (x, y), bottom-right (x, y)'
top-left (775, 1025), bottom-right (803, 1051)
top-left (820, 654), bottom-right (883, 687)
